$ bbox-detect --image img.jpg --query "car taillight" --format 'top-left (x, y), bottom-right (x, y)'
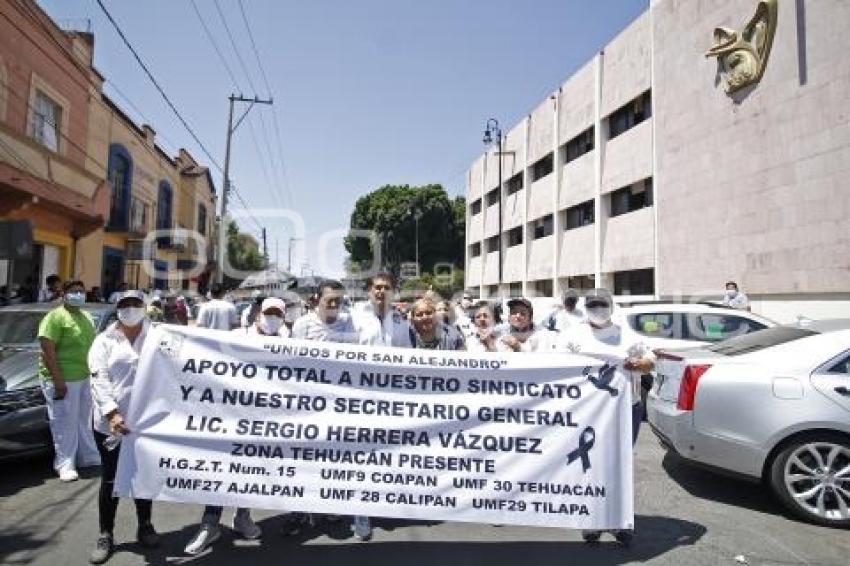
top-left (676, 364), bottom-right (712, 411)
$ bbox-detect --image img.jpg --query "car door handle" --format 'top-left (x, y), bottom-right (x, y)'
top-left (835, 386), bottom-right (850, 396)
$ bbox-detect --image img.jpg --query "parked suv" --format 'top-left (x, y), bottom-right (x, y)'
top-left (0, 303), bottom-right (116, 461)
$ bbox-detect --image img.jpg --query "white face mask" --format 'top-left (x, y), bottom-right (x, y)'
top-left (260, 315), bottom-right (284, 335)
top-left (725, 289), bottom-right (738, 298)
top-left (118, 307), bottom-right (146, 327)
top-left (586, 306), bottom-right (612, 326)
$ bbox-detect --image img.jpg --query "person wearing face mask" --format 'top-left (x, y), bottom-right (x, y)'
top-left (452, 292), bottom-right (477, 341)
top-left (234, 297), bottom-right (290, 337)
top-left (86, 291), bottom-right (158, 563)
top-left (497, 298), bottom-right (557, 352)
top-left (558, 288), bottom-right (653, 546)
top-left (37, 280), bottom-right (100, 481)
top-left (721, 280), bottom-right (750, 311)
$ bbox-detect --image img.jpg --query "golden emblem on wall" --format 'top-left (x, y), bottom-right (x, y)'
top-left (706, 0), bottom-right (778, 93)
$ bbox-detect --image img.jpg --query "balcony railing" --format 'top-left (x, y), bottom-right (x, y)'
top-left (126, 238), bottom-right (157, 261)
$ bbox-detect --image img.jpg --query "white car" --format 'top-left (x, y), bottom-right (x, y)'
top-left (613, 301), bottom-right (776, 350)
top-left (647, 320), bottom-right (850, 527)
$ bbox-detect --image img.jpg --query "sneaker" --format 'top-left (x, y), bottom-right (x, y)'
top-left (352, 516), bottom-right (372, 541)
top-left (137, 523), bottom-right (160, 548)
top-left (184, 524), bottom-right (221, 555)
top-left (614, 529), bottom-right (634, 546)
top-left (89, 532), bottom-right (113, 564)
top-left (59, 468), bottom-right (79, 482)
top-left (233, 512), bottom-right (261, 540)
top-left (581, 530), bottom-right (602, 543)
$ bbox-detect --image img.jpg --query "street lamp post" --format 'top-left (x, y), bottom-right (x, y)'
top-left (483, 118), bottom-right (503, 283)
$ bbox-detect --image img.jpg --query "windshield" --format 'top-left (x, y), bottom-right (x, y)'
top-left (0, 310), bottom-right (104, 344)
top-left (706, 326), bottom-right (818, 356)
top-left (0, 312), bottom-right (46, 344)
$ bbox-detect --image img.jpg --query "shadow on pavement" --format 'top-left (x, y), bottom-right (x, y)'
top-left (661, 452), bottom-right (787, 517)
top-left (103, 514), bottom-right (706, 566)
top-left (0, 454), bottom-right (54, 497)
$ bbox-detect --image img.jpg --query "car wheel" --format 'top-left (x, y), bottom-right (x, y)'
top-left (769, 433), bottom-right (850, 528)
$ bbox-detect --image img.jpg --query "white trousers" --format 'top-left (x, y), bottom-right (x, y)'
top-left (41, 379), bottom-right (100, 472)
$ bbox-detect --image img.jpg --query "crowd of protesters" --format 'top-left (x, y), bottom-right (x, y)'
top-left (26, 269), bottom-right (752, 562)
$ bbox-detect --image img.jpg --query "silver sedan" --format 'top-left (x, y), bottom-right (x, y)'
top-left (648, 319), bottom-right (850, 528)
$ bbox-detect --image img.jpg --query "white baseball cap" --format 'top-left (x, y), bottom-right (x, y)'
top-left (261, 297), bottom-right (286, 313)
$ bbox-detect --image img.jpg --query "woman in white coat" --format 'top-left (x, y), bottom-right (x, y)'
top-left (87, 290), bottom-right (159, 564)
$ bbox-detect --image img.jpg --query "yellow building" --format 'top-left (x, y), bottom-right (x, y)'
top-left (78, 94), bottom-right (217, 297)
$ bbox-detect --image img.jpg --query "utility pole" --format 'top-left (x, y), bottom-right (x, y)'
top-left (217, 94), bottom-right (273, 284)
top-left (287, 236), bottom-right (302, 273)
top-left (261, 228), bottom-right (268, 263)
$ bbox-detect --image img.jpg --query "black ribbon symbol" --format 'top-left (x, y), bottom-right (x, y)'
top-left (566, 426), bottom-right (596, 473)
top-left (585, 363), bottom-right (618, 396)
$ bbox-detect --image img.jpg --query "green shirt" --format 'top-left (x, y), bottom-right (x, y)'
top-left (38, 306), bottom-right (96, 382)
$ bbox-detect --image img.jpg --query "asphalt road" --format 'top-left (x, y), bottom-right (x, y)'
top-left (1, 428), bottom-right (847, 566)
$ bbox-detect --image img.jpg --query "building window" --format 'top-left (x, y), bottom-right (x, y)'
top-left (505, 173), bottom-right (523, 196)
top-left (614, 268), bottom-right (654, 295)
top-left (531, 153), bottom-right (554, 182)
top-left (509, 282), bottom-right (522, 297)
top-left (107, 144), bottom-right (133, 230)
top-left (486, 187), bottom-right (499, 206)
top-left (470, 242), bottom-right (481, 257)
top-left (609, 178), bottom-right (653, 218)
top-left (507, 226), bottom-right (523, 247)
top-left (197, 204), bottom-right (207, 236)
top-left (157, 181), bottom-right (173, 246)
top-left (562, 126), bottom-right (594, 164)
top-left (567, 275), bottom-right (596, 290)
top-left (487, 284), bottom-right (498, 298)
top-left (485, 235), bottom-right (499, 253)
top-left (534, 279), bottom-right (553, 297)
top-left (607, 90), bottom-right (651, 140)
top-left (532, 214), bottom-right (554, 239)
top-left (471, 199), bottom-right (482, 215)
top-left (31, 90), bottom-right (62, 152)
top-left (565, 200), bottom-right (595, 230)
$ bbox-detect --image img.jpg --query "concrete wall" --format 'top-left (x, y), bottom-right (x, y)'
top-left (653, 0), bottom-right (850, 297)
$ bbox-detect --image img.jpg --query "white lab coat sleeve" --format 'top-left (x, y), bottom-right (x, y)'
top-left (291, 315), bottom-right (309, 340)
top-left (88, 335), bottom-right (119, 418)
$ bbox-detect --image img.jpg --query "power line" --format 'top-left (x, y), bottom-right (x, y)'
top-left (234, 0), bottom-right (293, 208)
top-left (190, 0), bottom-right (287, 210)
top-left (212, 0), bottom-right (257, 94)
top-left (189, 0), bottom-right (240, 90)
top-left (94, 0), bottom-right (223, 173)
top-left (237, 0), bottom-right (272, 96)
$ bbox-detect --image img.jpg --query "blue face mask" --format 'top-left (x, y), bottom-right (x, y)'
top-left (65, 292), bottom-right (86, 307)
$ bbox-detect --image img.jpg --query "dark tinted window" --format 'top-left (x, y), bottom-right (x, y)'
top-left (628, 313), bottom-right (683, 340)
top-left (687, 313), bottom-right (768, 342)
top-left (565, 200), bottom-right (594, 230)
top-left (828, 353), bottom-right (850, 374)
top-left (531, 153), bottom-right (553, 181)
top-left (505, 173), bottom-right (523, 195)
top-left (470, 242), bottom-right (481, 257)
top-left (486, 188), bottom-right (499, 206)
top-left (707, 327), bottom-right (817, 356)
top-left (471, 199), bottom-right (482, 215)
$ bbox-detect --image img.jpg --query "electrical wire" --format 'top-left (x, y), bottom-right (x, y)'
top-left (94, 0), bottom-right (223, 173)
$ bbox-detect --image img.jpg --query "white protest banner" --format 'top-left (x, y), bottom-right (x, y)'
top-left (115, 325), bottom-right (634, 530)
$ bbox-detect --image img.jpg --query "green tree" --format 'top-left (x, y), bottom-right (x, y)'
top-left (344, 184), bottom-right (465, 275)
top-left (225, 220), bottom-right (266, 274)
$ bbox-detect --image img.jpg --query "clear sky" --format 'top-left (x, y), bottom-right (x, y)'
top-left (37, 0), bottom-right (648, 278)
